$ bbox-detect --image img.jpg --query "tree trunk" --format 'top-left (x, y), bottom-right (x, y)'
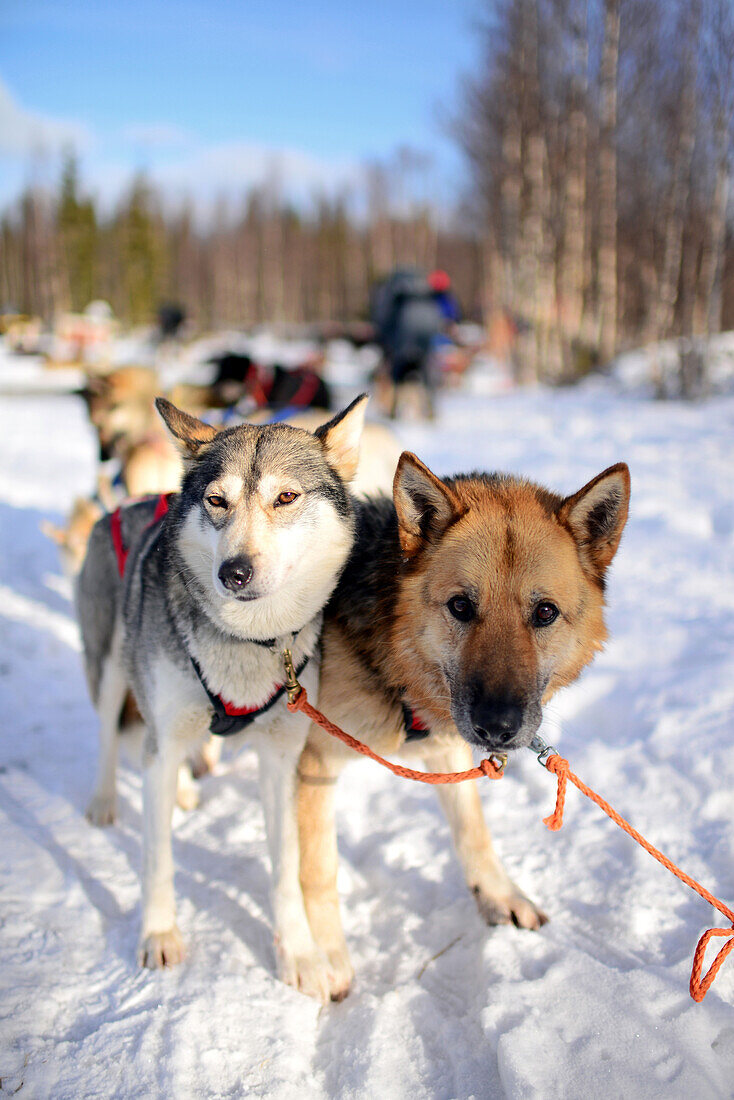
top-left (597, 0), bottom-right (620, 365)
top-left (651, 0), bottom-right (700, 396)
top-left (695, 113), bottom-right (730, 337)
top-left (559, 0), bottom-right (588, 376)
top-left (515, 0), bottom-right (558, 382)
top-left (500, 104), bottom-right (522, 316)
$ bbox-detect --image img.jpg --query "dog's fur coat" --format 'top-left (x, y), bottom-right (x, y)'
top-left (77, 395), bottom-right (368, 999)
top-left (297, 452), bottom-right (631, 998)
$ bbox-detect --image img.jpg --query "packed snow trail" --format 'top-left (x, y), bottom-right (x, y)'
top-left (1, 357), bottom-right (733, 1098)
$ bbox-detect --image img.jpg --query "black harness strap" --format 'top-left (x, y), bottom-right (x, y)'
top-left (190, 654), bottom-right (310, 737)
top-left (401, 702), bottom-right (431, 743)
top-left (247, 630), bottom-right (300, 650)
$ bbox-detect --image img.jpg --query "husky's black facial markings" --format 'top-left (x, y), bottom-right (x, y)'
top-left (244, 430), bottom-right (271, 497)
top-left (174, 424), bottom-right (351, 524)
top-left (309, 479), bottom-right (351, 518)
top-left (138, 414), bottom-right (361, 657)
top-left (192, 425), bottom-right (353, 518)
top-left (183, 443), bottom-right (229, 505)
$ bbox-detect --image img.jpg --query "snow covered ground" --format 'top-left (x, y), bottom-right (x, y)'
top-left (1, 347), bottom-right (733, 1098)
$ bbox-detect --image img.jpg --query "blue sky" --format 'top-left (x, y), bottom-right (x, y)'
top-left (0, 0), bottom-right (481, 211)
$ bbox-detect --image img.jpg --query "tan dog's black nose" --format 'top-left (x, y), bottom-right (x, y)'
top-left (218, 555), bottom-right (253, 593)
top-left (470, 697), bottom-right (523, 744)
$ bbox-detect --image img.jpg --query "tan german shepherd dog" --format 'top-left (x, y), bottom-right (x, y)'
top-left (297, 452), bottom-right (630, 1000)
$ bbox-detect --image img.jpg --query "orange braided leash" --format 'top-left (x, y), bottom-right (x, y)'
top-left (542, 753), bottom-right (734, 1003)
top-left (283, 648), bottom-right (732, 1004)
top-left (287, 687), bottom-right (504, 783)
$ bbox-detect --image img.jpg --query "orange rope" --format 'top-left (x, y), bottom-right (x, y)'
top-left (542, 754), bottom-right (734, 1002)
top-left (287, 687), bottom-right (504, 783)
top-left (288, 685), bottom-right (734, 1003)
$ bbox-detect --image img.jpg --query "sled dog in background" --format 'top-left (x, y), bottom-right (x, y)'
top-left (298, 453), bottom-right (631, 999)
top-left (42, 494), bottom-right (108, 579)
top-left (77, 394), bottom-right (368, 1000)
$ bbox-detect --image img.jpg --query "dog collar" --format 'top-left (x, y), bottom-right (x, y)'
top-left (247, 629), bottom-right (300, 650)
top-left (401, 702), bottom-right (431, 743)
top-left (190, 654), bottom-right (310, 737)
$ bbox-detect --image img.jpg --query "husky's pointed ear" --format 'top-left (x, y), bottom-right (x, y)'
top-left (393, 452), bottom-right (465, 559)
top-left (314, 394), bottom-right (368, 482)
top-left (156, 397), bottom-right (217, 458)
top-left (558, 463), bottom-right (630, 581)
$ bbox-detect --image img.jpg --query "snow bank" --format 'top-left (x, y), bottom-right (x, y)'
top-left (1, 368), bottom-right (733, 1097)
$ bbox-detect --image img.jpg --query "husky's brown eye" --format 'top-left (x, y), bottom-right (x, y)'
top-left (447, 596), bottom-right (475, 622)
top-left (533, 601), bottom-right (559, 627)
top-left (206, 495), bottom-right (227, 509)
top-left (275, 491), bottom-right (299, 507)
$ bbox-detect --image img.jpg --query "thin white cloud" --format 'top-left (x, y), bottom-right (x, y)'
top-left (120, 122), bottom-right (192, 148)
top-left (0, 77), bottom-right (90, 157)
top-left (0, 82), bottom-right (382, 213)
top-left (150, 140), bottom-right (361, 203)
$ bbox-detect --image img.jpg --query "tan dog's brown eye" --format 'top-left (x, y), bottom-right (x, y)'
top-left (533, 601), bottom-right (559, 627)
top-left (275, 491), bottom-right (299, 507)
top-left (447, 596), bottom-right (475, 622)
top-left (206, 495), bottom-right (227, 509)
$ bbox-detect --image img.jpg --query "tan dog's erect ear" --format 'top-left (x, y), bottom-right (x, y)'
top-left (155, 397), bottom-right (218, 458)
top-left (314, 393), bottom-right (368, 482)
top-left (393, 452), bottom-right (465, 558)
top-left (558, 462), bottom-right (631, 580)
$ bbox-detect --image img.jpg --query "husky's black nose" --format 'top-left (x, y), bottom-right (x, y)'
top-left (470, 696), bottom-right (524, 745)
top-left (218, 555), bottom-right (254, 594)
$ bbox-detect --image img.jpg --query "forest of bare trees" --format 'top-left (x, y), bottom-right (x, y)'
top-left (2, 0), bottom-right (733, 387)
top-left (458, 0), bottom-right (734, 385)
top-left (0, 149), bottom-right (483, 333)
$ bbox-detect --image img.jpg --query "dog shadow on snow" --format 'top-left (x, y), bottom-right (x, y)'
top-left (94, 766), bottom-right (279, 974)
top-left (4, 743), bottom-right (282, 979)
top-left (0, 500), bottom-right (283, 975)
top-left (310, 782), bottom-right (535, 1095)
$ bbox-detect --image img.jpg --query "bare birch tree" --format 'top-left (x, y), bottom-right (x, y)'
top-left (597, 0), bottom-right (620, 364)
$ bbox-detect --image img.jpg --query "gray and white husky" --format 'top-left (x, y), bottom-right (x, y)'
top-left (77, 394), bottom-right (367, 999)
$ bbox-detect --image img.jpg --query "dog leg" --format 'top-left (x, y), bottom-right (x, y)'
top-left (86, 631), bottom-right (127, 826)
top-left (297, 743), bottom-right (353, 1001)
top-left (175, 761), bottom-right (200, 811)
top-left (258, 737), bottom-right (337, 1003)
top-left (138, 740), bottom-right (186, 967)
top-left (425, 743), bottom-right (547, 930)
top-left (175, 735), bottom-right (221, 810)
top-left (189, 735), bottom-right (221, 779)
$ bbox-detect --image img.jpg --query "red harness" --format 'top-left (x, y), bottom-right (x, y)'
top-left (287, 369), bottom-right (322, 409)
top-left (246, 362), bottom-right (322, 410)
top-left (111, 493), bottom-right (170, 577)
top-left (109, 492), bottom-right (307, 735)
top-left (402, 702), bottom-right (430, 742)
